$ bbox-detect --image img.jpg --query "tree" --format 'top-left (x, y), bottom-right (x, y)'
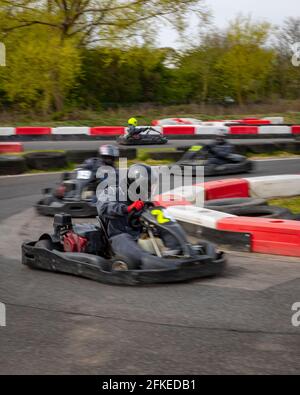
top-left (216, 17), bottom-right (274, 105)
top-left (0, 25), bottom-right (81, 112)
top-left (0, 0), bottom-right (207, 46)
top-left (273, 17), bottom-right (300, 99)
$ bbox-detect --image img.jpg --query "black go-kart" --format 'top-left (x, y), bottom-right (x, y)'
top-left (175, 146), bottom-right (253, 177)
top-left (117, 127), bottom-right (168, 146)
top-left (22, 204), bottom-right (226, 286)
top-left (36, 163), bottom-right (99, 218)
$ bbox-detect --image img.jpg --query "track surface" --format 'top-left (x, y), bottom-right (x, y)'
top-left (0, 157), bottom-right (300, 374)
top-left (22, 138), bottom-right (295, 151)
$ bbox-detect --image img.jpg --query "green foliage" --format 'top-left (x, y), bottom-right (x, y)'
top-left (0, 25), bottom-right (81, 112)
top-left (0, 4), bottom-right (299, 113)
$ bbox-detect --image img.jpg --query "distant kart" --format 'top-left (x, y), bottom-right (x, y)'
top-left (175, 146), bottom-right (254, 176)
top-left (36, 162), bottom-right (99, 218)
top-left (117, 127), bottom-right (168, 146)
top-left (22, 205), bottom-right (226, 286)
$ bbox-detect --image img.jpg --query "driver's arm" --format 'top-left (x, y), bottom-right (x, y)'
top-left (97, 186), bottom-right (128, 218)
top-left (97, 200), bottom-right (128, 219)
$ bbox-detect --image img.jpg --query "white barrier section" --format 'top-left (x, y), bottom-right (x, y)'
top-left (167, 205), bottom-right (235, 229)
top-left (263, 117), bottom-right (284, 124)
top-left (0, 302), bottom-right (5, 327)
top-left (53, 127), bottom-right (90, 135)
top-left (0, 127), bottom-right (15, 136)
top-left (196, 125), bottom-right (228, 135)
top-left (259, 126), bottom-right (291, 134)
top-left (167, 184), bottom-right (205, 206)
top-left (246, 175), bottom-right (300, 198)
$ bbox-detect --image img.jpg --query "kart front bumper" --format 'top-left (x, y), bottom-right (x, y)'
top-left (36, 196), bottom-right (97, 218)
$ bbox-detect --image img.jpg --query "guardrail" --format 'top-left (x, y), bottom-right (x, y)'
top-left (1, 124), bottom-right (300, 138)
top-left (156, 175), bottom-right (300, 257)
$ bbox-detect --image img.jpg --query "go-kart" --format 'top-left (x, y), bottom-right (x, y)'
top-left (117, 127), bottom-right (168, 146)
top-left (36, 161), bottom-right (99, 218)
top-left (175, 146), bottom-right (254, 177)
top-left (22, 204), bottom-right (226, 285)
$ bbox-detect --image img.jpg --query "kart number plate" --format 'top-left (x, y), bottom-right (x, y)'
top-left (77, 170), bottom-right (92, 180)
top-left (151, 209), bottom-right (176, 224)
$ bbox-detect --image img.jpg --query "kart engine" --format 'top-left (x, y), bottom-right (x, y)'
top-left (63, 232), bottom-right (88, 253)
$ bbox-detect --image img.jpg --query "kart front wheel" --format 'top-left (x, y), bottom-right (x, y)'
top-left (111, 256), bottom-right (140, 271)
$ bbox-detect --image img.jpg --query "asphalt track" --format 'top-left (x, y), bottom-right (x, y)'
top-left (0, 157), bottom-right (300, 374)
top-left (22, 138), bottom-right (295, 151)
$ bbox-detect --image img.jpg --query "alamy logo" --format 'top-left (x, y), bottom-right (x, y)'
top-left (291, 42), bottom-right (300, 67)
top-left (291, 302), bottom-right (300, 327)
top-left (0, 302), bottom-right (6, 327)
top-left (0, 43), bottom-right (5, 67)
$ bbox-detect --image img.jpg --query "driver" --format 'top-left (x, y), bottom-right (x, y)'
top-left (126, 117), bottom-right (148, 139)
top-left (55, 145), bottom-right (119, 199)
top-left (97, 164), bottom-right (180, 267)
top-left (204, 131), bottom-right (235, 166)
top-left (83, 144), bottom-right (119, 171)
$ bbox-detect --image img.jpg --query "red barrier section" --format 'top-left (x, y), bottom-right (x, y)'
top-left (217, 217), bottom-right (300, 257)
top-left (90, 127), bottom-right (125, 136)
top-left (241, 118), bottom-right (271, 125)
top-left (202, 179), bottom-right (249, 200)
top-left (0, 142), bottom-right (23, 153)
top-left (151, 120), bottom-right (159, 126)
top-left (154, 194), bottom-right (192, 207)
top-left (291, 126), bottom-right (300, 134)
top-left (15, 127), bottom-right (52, 135)
top-left (229, 126), bottom-right (259, 135)
top-left (162, 126), bottom-right (196, 135)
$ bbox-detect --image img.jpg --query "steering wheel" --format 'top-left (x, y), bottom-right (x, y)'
top-left (128, 202), bottom-right (155, 229)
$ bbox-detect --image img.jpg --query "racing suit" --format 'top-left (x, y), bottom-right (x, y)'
top-left (97, 186), bottom-right (179, 266)
top-left (127, 125), bottom-right (148, 139)
top-left (204, 142), bottom-right (235, 166)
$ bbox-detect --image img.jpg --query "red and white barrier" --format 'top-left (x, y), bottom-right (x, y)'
top-left (0, 124), bottom-right (300, 137)
top-left (53, 127), bottom-right (90, 135)
top-left (160, 175), bottom-right (300, 257)
top-left (0, 142), bottom-right (23, 153)
top-left (15, 127), bottom-right (52, 135)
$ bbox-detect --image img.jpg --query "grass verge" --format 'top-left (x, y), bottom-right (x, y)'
top-left (268, 196), bottom-right (300, 214)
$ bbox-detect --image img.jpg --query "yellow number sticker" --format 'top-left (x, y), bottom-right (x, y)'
top-left (151, 209), bottom-right (171, 224)
top-left (189, 145), bottom-right (203, 152)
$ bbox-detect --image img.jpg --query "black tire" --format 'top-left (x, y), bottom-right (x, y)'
top-left (205, 197), bottom-right (266, 213)
top-left (228, 205), bottom-right (294, 219)
top-left (66, 150), bottom-right (97, 164)
top-left (0, 155), bottom-right (27, 175)
top-left (36, 239), bottom-right (54, 250)
top-left (25, 152), bottom-right (67, 170)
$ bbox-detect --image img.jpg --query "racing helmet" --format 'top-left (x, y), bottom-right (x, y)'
top-left (99, 145), bottom-right (119, 166)
top-left (128, 117), bottom-right (138, 127)
top-left (215, 129), bottom-right (227, 144)
top-left (127, 164), bottom-right (158, 202)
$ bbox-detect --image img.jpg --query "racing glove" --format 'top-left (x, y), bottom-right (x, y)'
top-left (127, 200), bottom-right (145, 213)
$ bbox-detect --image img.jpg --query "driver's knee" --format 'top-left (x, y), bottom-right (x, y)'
top-left (110, 233), bottom-right (145, 265)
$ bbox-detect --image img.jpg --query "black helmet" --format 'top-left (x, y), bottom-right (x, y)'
top-left (99, 145), bottom-right (119, 166)
top-left (127, 164), bottom-right (158, 202)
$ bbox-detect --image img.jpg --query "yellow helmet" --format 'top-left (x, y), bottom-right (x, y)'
top-left (128, 117), bottom-right (138, 127)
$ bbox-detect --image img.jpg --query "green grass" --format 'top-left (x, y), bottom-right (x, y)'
top-left (268, 196), bottom-right (300, 214)
top-left (1, 105), bottom-right (300, 126)
top-left (246, 151), bottom-right (300, 159)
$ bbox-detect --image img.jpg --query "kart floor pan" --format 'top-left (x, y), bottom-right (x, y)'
top-left (22, 242), bottom-right (226, 286)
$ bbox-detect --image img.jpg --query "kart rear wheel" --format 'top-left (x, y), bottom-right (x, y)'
top-left (36, 239), bottom-right (54, 251)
